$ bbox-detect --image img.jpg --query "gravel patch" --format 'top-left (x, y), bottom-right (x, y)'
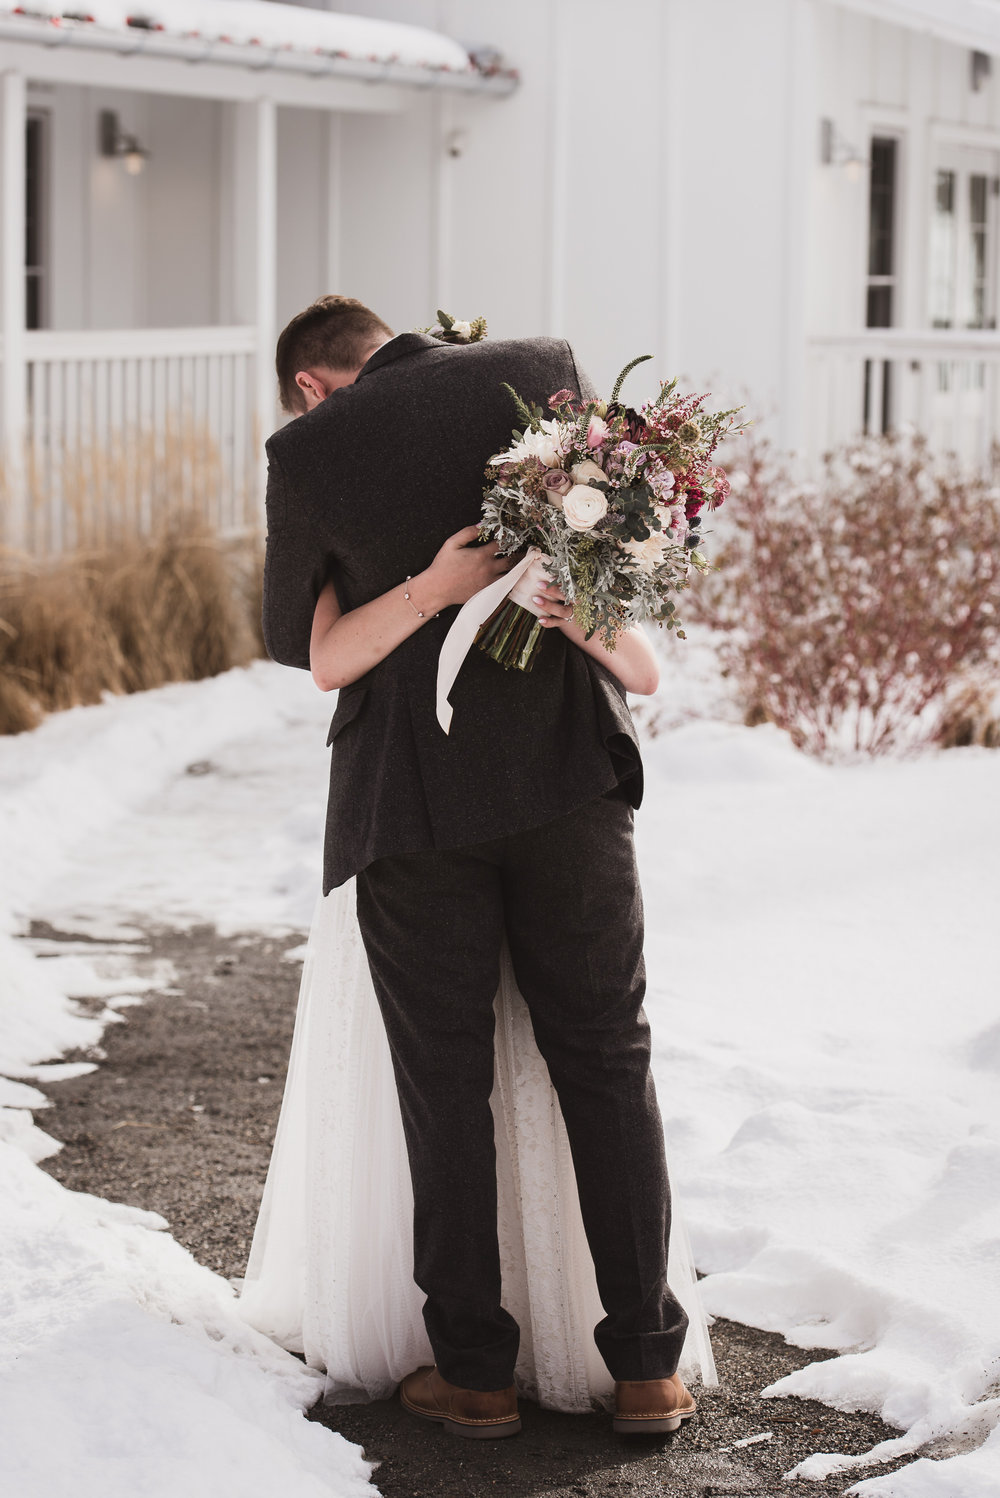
top-left (34, 921), bottom-right (921, 1496)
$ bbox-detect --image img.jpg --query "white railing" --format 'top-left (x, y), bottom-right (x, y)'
top-left (807, 329), bottom-right (1000, 470)
top-left (2, 325), bottom-right (261, 555)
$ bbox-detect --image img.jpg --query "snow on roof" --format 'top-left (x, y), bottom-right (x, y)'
top-left (837, 0), bottom-right (1000, 55)
top-left (0, 0), bottom-right (514, 84)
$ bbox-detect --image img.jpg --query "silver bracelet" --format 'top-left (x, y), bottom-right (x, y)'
top-left (403, 577), bottom-right (439, 620)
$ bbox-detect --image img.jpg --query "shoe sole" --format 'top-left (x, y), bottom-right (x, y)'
top-left (400, 1393), bottom-right (522, 1440)
top-left (613, 1406), bottom-right (697, 1436)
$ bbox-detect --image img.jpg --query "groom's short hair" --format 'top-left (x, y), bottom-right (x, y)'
top-left (276, 295), bottom-right (394, 413)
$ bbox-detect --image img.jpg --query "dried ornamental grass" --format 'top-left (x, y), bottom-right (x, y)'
top-left (692, 435), bottom-right (1000, 757)
top-left (0, 518), bottom-right (264, 736)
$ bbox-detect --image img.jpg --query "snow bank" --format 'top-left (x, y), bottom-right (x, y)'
top-left (0, 664), bottom-right (373, 1498)
top-left (0, 1143), bottom-right (373, 1498)
top-left (2, 653), bottom-right (998, 1494)
top-left (0, 661), bottom-right (325, 1092)
top-left (639, 721), bottom-right (1000, 1493)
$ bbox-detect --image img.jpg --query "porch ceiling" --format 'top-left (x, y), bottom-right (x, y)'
top-left (835, 0), bottom-right (1000, 57)
top-left (0, 0), bottom-right (517, 101)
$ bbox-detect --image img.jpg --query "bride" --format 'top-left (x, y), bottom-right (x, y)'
top-left (239, 551), bottom-right (717, 1419)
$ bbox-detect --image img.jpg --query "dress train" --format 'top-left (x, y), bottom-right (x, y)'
top-left (240, 879), bottom-right (717, 1410)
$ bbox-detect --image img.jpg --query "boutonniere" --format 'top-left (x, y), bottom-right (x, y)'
top-left (418, 309), bottom-right (488, 345)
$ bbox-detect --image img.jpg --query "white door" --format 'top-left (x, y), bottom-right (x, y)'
top-left (927, 144), bottom-right (1000, 461)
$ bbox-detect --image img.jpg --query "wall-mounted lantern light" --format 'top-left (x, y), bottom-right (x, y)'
top-left (99, 109), bottom-right (150, 176)
top-left (971, 51), bottom-right (993, 93)
top-left (820, 117), bottom-right (867, 183)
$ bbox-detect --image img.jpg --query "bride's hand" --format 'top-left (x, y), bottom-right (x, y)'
top-left (507, 554), bottom-right (574, 625)
top-left (420, 525), bottom-right (515, 610)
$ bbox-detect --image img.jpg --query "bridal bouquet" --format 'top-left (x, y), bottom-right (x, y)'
top-left (476, 356), bottom-right (743, 671)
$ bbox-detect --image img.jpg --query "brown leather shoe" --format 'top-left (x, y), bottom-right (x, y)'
top-left (399, 1365), bottom-right (521, 1439)
top-left (613, 1374), bottom-right (697, 1435)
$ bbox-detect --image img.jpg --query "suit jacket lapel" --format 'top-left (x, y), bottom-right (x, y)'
top-left (357, 332), bottom-right (440, 382)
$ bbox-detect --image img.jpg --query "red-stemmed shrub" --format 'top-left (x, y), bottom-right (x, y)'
top-left (690, 434), bottom-right (1000, 757)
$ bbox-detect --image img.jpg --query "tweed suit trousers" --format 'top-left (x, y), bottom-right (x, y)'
top-left (355, 791), bottom-right (689, 1392)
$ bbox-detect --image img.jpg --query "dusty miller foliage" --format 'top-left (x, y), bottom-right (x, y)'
top-left (690, 433), bottom-right (1000, 757)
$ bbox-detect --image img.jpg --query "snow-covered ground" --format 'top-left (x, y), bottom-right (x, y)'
top-left (1, 647), bottom-right (998, 1496)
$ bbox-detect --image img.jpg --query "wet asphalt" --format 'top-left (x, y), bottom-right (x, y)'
top-left (33, 921), bottom-right (923, 1498)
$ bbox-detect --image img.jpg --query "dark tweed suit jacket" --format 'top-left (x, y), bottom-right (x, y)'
top-left (261, 332), bottom-right (643, 892)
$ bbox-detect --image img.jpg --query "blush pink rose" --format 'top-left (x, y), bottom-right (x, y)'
top-left (586, 414), bottom-right (609, 448)
top-left (570, 458), bottom-right (607, 488)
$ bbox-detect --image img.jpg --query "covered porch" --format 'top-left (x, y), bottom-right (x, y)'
top-left (808, 329), bottom-right (1000, 466)
top-left (0, 2), bottom-right (514, 555)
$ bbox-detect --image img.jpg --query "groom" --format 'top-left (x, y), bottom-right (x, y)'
top-left (262, 294), bottom-right (693, 1439)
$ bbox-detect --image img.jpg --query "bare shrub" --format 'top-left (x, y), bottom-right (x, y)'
top-left (691, 434), bottom-right (1000, 756)
top-left (0, 518), bottom-right (264, 736)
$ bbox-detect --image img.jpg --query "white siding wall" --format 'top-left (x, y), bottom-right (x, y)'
top-left (275, 106), bottom-right (333, 334)
top-left (27, 82), bottom-right (224, 331)
top-left (321, 0), bottom-right (810, 428)
top-left (144, 94), bottom-right (223, 327)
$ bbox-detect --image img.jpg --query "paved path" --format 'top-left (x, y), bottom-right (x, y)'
top-left (37, 920), bottom-right (915, 1498)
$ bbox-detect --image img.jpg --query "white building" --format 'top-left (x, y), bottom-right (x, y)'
top-left (3, 0), bottom-right (1000, 554)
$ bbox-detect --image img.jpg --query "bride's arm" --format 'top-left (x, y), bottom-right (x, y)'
top-left (310, 526), bottom-right (512, 691)
top-left (508, 559), bottom-right (660, 696)
top-left (550, 615), bottom-right (660, 696)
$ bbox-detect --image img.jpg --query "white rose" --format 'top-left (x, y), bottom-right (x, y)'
top-left (623, 533), bottom-right (668, 573)
top-left (563, 484), bottom-right (609, 532)
top-left (451, 320), bottom-right (472, 340)
top-left (570, 458), bottom-right (607, 487)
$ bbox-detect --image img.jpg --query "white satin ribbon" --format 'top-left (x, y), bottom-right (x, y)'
top-left (436, 552), bottom-right (537, 734)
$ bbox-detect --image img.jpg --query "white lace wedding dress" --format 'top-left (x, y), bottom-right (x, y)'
top-left (239, 879), bottom-right (717, 1410)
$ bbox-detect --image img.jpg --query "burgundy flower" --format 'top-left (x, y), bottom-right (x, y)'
top-left (684, 487), bottom-right (705, 519)
top-left (606, 403), bottom-right (647, 444)
top-left (548, 388), bottom-right (577, 408)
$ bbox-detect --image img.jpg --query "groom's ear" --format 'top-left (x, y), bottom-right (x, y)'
top-left (293, 366), bottom-right (359, 414)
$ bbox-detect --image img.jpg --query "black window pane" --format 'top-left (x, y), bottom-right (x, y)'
top-left (25, 113), bottom-right (45, 330)
top-left (868, 137), bottom-right (897, 279)
top-left (25, 116), bottom-right (42, 267)
top-left (26, 275), bottom-right (41, 333)
top-left (867, 284), bottom-right (893, 329)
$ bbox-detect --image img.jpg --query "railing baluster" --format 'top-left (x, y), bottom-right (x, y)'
top-left (14, 327), bottom-right (277, 554)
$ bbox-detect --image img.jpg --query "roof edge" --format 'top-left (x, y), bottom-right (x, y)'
top-left (0, 10), bottom-right (519, 94)
top-left (832, 0), bottom-right (1000, 58)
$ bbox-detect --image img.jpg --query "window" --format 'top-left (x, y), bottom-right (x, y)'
top-left (967, 174), bottom-right (991, 329)
top-left (864, 136), bottom-right (898, 435)
top-left (928, 149), bottom-right (998, 332)
top-left (929, 169), bottom-right (957, 329)
top-left (25, 110), bottom-right (48, 330)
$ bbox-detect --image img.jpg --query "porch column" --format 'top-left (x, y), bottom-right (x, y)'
top-left (255, 96), bottom-right (277, 465)
top-left (1, 68), bottom-right (27, 549)
top-left (780, 0), bottom-right (815, 457)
